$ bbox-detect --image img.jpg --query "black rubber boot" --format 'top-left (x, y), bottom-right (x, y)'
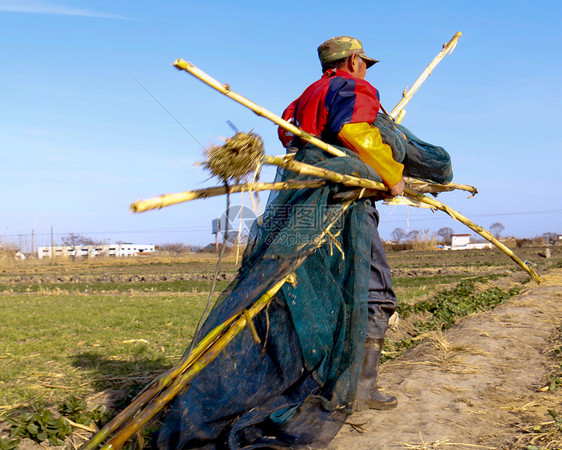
top-left (354, 338), bottom-right (397, 411)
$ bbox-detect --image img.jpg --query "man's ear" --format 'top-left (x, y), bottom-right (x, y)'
top-left (347, 53), bottom-right (359, 72)
top-left (347, 53), bottom-right (359, 73)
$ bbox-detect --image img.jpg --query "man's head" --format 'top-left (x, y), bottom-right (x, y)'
top-left (318, 36), bottom-right (378, 74)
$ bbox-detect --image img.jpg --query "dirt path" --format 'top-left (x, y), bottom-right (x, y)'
top-left (330, 269), bottom-right (562, 450)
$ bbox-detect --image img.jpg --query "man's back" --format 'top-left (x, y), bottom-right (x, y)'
top-left (279, 68), bottom-right (381, 148)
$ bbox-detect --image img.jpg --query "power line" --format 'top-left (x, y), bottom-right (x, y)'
top-left (381, 208), bottom-right (562, 224)
top-left (3, 209), bottom-right (561, 238)
top-left (2, 228), bottom-right (210, 238)
top-left (131, 75), bottom-right (205, 150)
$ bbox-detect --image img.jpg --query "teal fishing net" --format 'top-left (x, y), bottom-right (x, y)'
top-left (155, 126), bottom-right (452, 448)
top-left (375, 112), bottom-right (453, 184)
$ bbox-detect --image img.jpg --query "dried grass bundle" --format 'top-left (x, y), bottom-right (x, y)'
top-left (202, 132), bottom-right (264, 183)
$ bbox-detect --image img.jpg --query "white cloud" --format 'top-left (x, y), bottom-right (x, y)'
top-left (0, 0), bottom-right (129, 19)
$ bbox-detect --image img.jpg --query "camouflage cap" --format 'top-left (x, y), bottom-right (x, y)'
top-left (317, 36), bottom-right (379, 68)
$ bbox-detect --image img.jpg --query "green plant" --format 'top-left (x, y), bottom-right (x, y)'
top-left (547, 409), bottom-right (562, 432)
top-left (6, 396), bottom-right (115, 446)
top-left (402, 281), bottom-right (520, 330)
top-left (389, 280), bottom-right (521, 362)
top-left (548, 374), bottom-right (560, 392)
top-left (58, 394), bottom-right (88, 423)
top-left (58, 395), bottom-right (114, 427)
top-left (8, 404), bottom-right (72, 445)
top-left (0, 438), bottom-right (20, 450)
top-left (89, 404), bottom-right (114, 427)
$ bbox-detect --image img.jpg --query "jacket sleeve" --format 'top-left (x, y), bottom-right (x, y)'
top-left (278, 100), bottom-right (297, 148)
top-left (338, 122), bottom-right (404, 188)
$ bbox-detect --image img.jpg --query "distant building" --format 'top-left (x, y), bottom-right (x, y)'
top-left (37, 243), bottom-right (155, 259)
top-left (15, 251), bottom-right (26, 260)
top-left (447, 234), bottom-right (493, 251)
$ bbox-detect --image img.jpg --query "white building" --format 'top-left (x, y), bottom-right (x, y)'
top-left (448, 234), bottom-right (493, 251)
top-left (37, 243), bottom-right (155, 259)
top-left (15, 251), bottom-right (26, 260)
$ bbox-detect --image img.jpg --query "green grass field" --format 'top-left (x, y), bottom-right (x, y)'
top-left (0, 246), bottom-right (560, 446)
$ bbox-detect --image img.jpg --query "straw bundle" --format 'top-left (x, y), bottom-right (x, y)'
top-left (202, 131), bottom-right (264, 183)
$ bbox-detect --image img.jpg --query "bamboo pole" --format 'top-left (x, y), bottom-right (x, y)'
top-left (261, 158), bottom-right (540, 284)
top-left (172, 59), bottom-right (477, 195)
top-left (130, 180), bottom-right (326, 213)
top-left (258, 156), bottom-right (539, 282)
top-left (389, 31), bottom-right (462, 122)
top-left (404, 186), bottom-right (541, 283)
top-left (173, 59), bottom-right (347, 159)
top-left (264, 157), bottom-right (539, 282)
top-left (85, 276), bottom-right (292, 450)
top-left (129, 178), bottom-right (477, 214)
top-left (264, 155), bottom-right (387, 191)
top-left (96, 200), bottom-right (352, 449)
top-left (404, 177), bottom-right (478, 196)
top-left (101, 273), bottom-right (294, 450)
top-left (83, 314), bottom-right (240, 449)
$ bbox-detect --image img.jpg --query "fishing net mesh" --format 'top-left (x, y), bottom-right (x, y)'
top-left (155, 122), bottom-right (452, 448)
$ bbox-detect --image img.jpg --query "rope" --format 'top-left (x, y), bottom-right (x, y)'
top-left (185, 183), bottom-right (232, 357)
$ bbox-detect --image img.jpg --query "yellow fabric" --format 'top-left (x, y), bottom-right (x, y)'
top-left (338, 122), bottom-right (404, 188)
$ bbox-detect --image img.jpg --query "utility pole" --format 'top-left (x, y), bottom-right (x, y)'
top-left (51, 226), bottom-right (54, 262)
top-left (31, 229), bottom-right (35, 256)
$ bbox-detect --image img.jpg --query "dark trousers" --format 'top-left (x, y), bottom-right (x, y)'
top-left (366, 203), bottom-right (397, 340)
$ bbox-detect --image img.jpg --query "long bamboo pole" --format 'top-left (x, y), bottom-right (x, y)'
top-left (101, 273), bottom-right (295, 450)
top-left (264, 155), bottom-right (387, 191)
top-left (130, 180), bottom-right (325, 213)
top-left (84, 274), bottom-right (292, 450)
top-left (404, 186), bottom-right (541, 283)
top-left (273, 156), bottom-right (540, 283)
top-left (389, 31), bottom-right (462, 122)
top-left (172, 59), bottom-right (471, 195)
top-left (269, 158), bottom-right (539, 283)
top-left (173, 59), bottom-right (346, 159)
top-left (261, 156), bottom-right (540, 283)
top-left (89, 200), bottom-right (352, 449)
top-left (83, 314), bottom-right (240, 449)
top-left (129, 178), bottom-right (477, 214)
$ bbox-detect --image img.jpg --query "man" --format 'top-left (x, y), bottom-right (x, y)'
top-left (156, 37), bottom-right (404, 449)
top-left (279, 35), bottom-right (403, 410)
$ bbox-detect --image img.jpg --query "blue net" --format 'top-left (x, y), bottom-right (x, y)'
top-left (154, 127), bottom-right (452, 448)
top-left (375, 113), bottom-right (453, 184)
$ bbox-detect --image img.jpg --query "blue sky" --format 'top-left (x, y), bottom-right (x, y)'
top-left (1, 0), bottom-right (561, 249)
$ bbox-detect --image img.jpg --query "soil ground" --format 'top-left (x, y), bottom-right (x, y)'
top-left (329, 269), bottom-right (562, 450)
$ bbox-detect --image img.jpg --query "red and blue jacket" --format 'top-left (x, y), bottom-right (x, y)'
top-left (278, 69), bottom-right (381, 148)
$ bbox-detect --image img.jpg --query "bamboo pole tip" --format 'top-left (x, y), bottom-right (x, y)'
top-left (531, 269), bottom-right (542, 284)
top-left (172, 58), bottom-right (189, 70)
top-left (129, 202), bottom-right (143, 214)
